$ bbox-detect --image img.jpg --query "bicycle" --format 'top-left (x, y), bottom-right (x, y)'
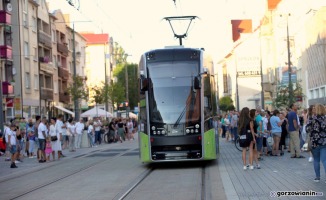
top-left (103, 130), bottom-right (118, 143)
top-left (235, 137), bottom-right (249, 152)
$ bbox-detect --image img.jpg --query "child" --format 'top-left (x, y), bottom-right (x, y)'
top-left (45, 137), bottom-right (52, 162)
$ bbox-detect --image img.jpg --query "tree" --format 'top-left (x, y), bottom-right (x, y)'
top-left (105, 82), bottom-right (125, 110)
top-left (92, 85), bottom-right (105, 106)
top-left (66, 76), bottom-right (88, 101)
top-left (113, 63), bottom-right (139, 110)
top-left (219, 96), bottom-right (235, 112)
top-left (273, 82), bottom-right (305, 109)
top-left (66, 76), bottom-right (88, 118)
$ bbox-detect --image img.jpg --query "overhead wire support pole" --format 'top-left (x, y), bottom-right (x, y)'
top-left (72, 23), bottom-right (79, 120)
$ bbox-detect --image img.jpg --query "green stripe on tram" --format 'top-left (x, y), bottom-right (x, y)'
top-left (139, 132), bottom-right (151, 163)
top-left (203, 129), bottom-right (217, 160)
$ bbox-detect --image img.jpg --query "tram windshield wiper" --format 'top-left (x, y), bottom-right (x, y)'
top-left (173, 88), bottom-right (197, 128)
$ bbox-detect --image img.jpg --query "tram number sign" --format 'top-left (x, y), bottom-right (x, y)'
top-left (237, 71), bottom-right (261, 77)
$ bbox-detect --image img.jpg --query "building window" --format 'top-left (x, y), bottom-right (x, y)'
top-left (25, 72), bottom-right (30, 88)
top-left (52, 56), bottom-right (56, 67)
top-left (54, 81), bottom-right (58, 94)
top-left (52, 30), bottom-right (56, 43)
top-left (24, 42), bottom-right (29, 58)
top-left (5, 62), bottom-right (13, 82)
top-left (45, 75), bottom-right (52, 89)
top-left (23, 13), bottom-right (28, 27)
top-left (32, 17), bottom-right (37, 32)
top-left (321, 87), bottom-right (325, 97)
top-left (34, 74), bottom-right (39, 90)
top-left (223, 65), bottom-right (228, 93)
top-left (70, 62), bottom-right (73, 73)
top-left (315, 89), bottom-right (319, 98)
top-left (33, 47), bottom-right (37, 61)
top-left (310, 90), bottom-right (314, 99)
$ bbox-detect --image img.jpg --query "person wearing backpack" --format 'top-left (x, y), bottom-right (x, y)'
top-left (238, 107), bottom-right (256, 170)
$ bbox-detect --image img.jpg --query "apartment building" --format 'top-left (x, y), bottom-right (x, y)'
top-left (81, 33), bottom-right (113, 113)
top-left (217, 0), bottom-right (326, 111)
top-left (0, 0), bottom-right (86, 121)
top-left (11, 0), bottom-right (40, 119)
top-left (0, 0), bottom-right (13, 123)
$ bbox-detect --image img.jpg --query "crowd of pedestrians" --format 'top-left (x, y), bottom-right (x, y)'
top-left (0, 114), bottom-right (138, 169)
top-left (216, 103), bottom-right (326, 183)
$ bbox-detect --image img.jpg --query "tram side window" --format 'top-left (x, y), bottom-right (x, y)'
top-left (204, 76), bottom-right (212, 110)
top-left (139, 95), bottom-right (147, 134)
top-left (210, 75), bottom-right (218, 116)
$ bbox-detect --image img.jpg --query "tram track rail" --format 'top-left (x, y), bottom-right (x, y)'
top-left (0, 148), bottom-right (135, 183)
top-left (114, 162), bottom-right (210, 200)
top-left (5, 148), bottom-right (139, 200)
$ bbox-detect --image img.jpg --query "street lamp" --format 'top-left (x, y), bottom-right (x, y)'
top-left (280, 13), bottom-right (294, 105)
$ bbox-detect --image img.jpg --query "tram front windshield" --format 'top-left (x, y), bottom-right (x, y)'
top-left (148, 61), bottom-right (200, 125)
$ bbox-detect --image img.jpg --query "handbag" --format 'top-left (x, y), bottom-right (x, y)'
top-left (51, 135), bottom-right (58, 141)
top-left (267, 136), bottom-right (274, 146)
top-left (302, 135), bottom-right (312, 152)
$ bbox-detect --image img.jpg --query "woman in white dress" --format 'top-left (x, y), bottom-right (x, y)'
top-left (49, 117), bottom-right (62, 160)
top-left (67, 118), bottom-right (76, 152)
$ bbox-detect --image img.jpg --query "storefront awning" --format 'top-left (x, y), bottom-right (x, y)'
top-left (54, 105), bottom-right (75, 117)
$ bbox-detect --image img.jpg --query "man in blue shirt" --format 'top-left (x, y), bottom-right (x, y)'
top-left (255, 106), bottom-right (264, 160)
top-left (288, 103), bottom-right (304, 158)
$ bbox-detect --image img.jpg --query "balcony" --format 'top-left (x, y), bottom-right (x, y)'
top-left (0, 45), bottom-right (12, 59)
top-left (59, 92), bottom-right (70, 103)
top-left (2, 81), bottom-right (14, 95)
top-left (41, 88), bottom-right (53, 100)
top-left (0, 10), bottom-right (11, 24)
top-left (40, 60), bottom-right (54, 74)
top-left (58, 67), bottom-right (69, 80)
top-left (39, 31), bottom-right (52, 48)
top-left (57, 43), bottom-right (68, 56)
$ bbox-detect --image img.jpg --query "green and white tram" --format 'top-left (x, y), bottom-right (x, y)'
top-left (138, 47), bottom-right (219, 163)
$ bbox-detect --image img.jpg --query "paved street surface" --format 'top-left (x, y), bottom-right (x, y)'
top-left (0, 135), bottom-right (325, 200)
top-left (218, 139), bottom-right (325, 200)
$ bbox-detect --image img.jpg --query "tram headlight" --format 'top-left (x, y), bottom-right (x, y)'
top-left (195, 124), bottom-right (200, 129)
top-left (151, 126), bottom-right (156, 131)
top-left (191, 129), bottom-right (194, 133)
top-left (157, 131), bottom-right (161, 135)
top-left (195, 129), bottom-right (199, 133)
top-left (153, 131), bottom-right (156, 135)
top-left (162, 130), bottom-right (166, 135)
top-left (186, 129), bottom-right (190, 134)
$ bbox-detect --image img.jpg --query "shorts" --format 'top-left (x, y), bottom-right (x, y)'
top-left (62, 135), bottom-right (69, 142)
top-left (10, 145), bottom-right (17, 154)
top-left (38, 139), bottom-right (46, 151)
top-left (272, 132), bottom-right (281, 137)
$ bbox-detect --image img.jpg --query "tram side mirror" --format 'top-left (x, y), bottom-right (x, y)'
top-left (140, 76), bottom-right (149, 92)
top-left (194, 76), bottom-right (201, 89)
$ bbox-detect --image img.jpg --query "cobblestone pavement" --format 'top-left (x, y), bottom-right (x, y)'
top-left (218, 138), bottom-right (325, 200)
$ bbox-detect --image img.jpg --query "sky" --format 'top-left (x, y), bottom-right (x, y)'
top-left (48, 0), bottom-right (267, 63)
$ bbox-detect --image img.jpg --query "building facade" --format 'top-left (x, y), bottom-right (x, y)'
top-left (217, 0), bottom-right (326, 112)
top-left (0, 0), bottom-right (14, 123)
top-left (81, 33), bottom-right (113, 114)
top-left (0, 0), bottom-right (87, 122)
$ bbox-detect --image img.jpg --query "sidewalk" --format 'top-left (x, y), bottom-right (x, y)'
top-left (218, 138), bottom-right (325, 200)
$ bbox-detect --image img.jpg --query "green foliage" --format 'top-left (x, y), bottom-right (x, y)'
top-left (92, 85), bottom-right (105, 105)
top-left (66, 76), bottom-right (88, 101)
top-left (219, 96), bottom-right (235, 112)
top-left (273, 82), bottom-right (305, 109)
top-left (106, 82), bottom-right (125, 109)
top-left (113, 42), bottom-right (128, 64)
top-left (113, 63), bottom-right (139, 110)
